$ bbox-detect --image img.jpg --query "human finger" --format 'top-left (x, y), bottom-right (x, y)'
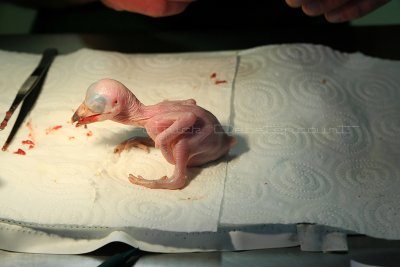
top-left (101, 0), bottom-right (193, 17)
top-left (285, 0), bottom-right (304, 8)
top-left (301, 0), bottom-right (350, 16)
top-left (325, 0), bottom-right (389, 22)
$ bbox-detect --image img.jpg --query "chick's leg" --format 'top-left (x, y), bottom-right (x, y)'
top-left (152, 111), bottom-right (196, 165)
top-left (128, 139), bottom-right (189, 189)
top-left (114, 136), bottom-right (155, 154)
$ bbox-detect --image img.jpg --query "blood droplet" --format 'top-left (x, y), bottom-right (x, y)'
top-left (13, 148), bottom-right (26, 155)
top-left (86, 131), bottom-right (93, 137)
top-left (22, 140), bottom-right (35, 150)
top-left (210, 72), bottom-right (227, 85)
top-left (22, 140), bottom-right (35, 145)
top-left (215, 80), bottom-right (227, 85)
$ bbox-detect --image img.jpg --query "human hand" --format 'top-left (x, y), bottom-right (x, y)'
top-left (285, 0), bottom-right (390, 23)
top-left (100, 0), bottom-right (194, 17)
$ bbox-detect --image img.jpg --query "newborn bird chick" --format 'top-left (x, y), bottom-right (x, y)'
top-left (72, 79), bottom-right (235, 190)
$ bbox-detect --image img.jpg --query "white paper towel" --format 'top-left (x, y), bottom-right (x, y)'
top-left (0, 49), bottom-right (237, 232)
top-left (1, 44), bottom-right (400, 254)
top-left (221, 44), bottom-right (400, 240)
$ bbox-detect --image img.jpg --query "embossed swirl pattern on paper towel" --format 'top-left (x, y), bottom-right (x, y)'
top-left (116, 194), bottom-right (183, 228)
top-left (143, 75), bottom-right (206, 104)
top-left (267, 44), bottom-right (323, 68)
top-left (249, 123), bottom-right (310, 157)
top-left (363, 196), bottom-right (400, 237)
top-left (0, 52), bottom-right (38, 91)
top-left (347, 76), bottom-right (399, 109)
top-left (223, 169), bottom-right (266, 207)
top-left (185, 165), bottom-right (225, 193)
top-left (335, 159), bottom-right (398, 194)
top-left (288, 72), bottom-right (346, 109)
top-left (132, 54), bottom-right (184, 77)
top-left (74, 51), bottom-right (130, 76)
top-left (302, 204), bottom-right (361, 232)
top-left (237, 53), bottom-right (267, 78)
top-left (43, 63), bottom-right (71, 90)
top-left (269, 161), bottom-right (332, 200)
top-left (320, 45), bottom-right (350, 67)
top-left (343, 53), bottom-right (376, 70)
top-left (312, 112), bottom-right (371, 155)
top-left (38, 202), bottom-right (95, 225)
top-left (235, 80), bottom-right (287, 125)
top-left (2, 157), bottom-right (91, 199)
top-left (372, 109), bottom-right (400, 146)
top-left (224, 45), bottom-right (400, 239)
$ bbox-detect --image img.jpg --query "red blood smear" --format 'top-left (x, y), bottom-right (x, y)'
top-left (13, 148), bottom-right (26, 155)
top-left (210, 72), bottom-right (217, 79)
top-left (52, 125), bottom-right (62, 130)
top-left (215, 80), bottom-right (227, 85)
top-left (22, 140), bottom-right (35, 145)
top-left (78, 115), bottom-right (100, 125)
top-left (0, 121), bottom-right (7, 129)
top-left (86, 131), bottom-right (93, 137)
top-left (26, 119), bottom-right (36, 143)
top-left (46, 125), bottom-right (63, 134)
top-left (0, 111), bottom-right (12, 129)
top-left (22, 140), bottom-right (35, 150)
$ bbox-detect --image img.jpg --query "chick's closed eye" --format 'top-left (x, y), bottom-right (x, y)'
top-left (85, 94), bottom-right (107, 113)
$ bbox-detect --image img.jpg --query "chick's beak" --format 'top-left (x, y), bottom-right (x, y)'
top-left (71, 103), bottom-right (100, 126)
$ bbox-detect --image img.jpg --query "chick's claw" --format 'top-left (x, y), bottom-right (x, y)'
top-left (128, 174), bottom-right (144, 181)
top-left (114, 136), bottom-right (155, 154)
top-left (128, 174), bottom-right (185, 190)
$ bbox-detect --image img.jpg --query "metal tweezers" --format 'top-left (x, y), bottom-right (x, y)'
top-left (0, 48), bottom-right (58, 151)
